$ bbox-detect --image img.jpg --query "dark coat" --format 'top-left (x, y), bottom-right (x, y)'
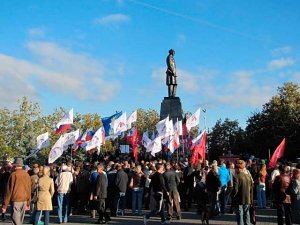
top-left (115, 169), bottom-right (128, 193)
top-left (206, 171), bottom-right (221, 193)
top-left (150, 172), bottom-right (168, 193)
top-left (95, 172), bottom-right (107, 199)
top-left (272, 173), bottom-right (292, 204)
top-left (232, 170), bottom-right (253, 205)
top-left (163, 170), bottom-right (180, 192)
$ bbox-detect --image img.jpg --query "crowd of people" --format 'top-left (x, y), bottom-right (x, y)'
top-left (0, 153), bottom-right (300, 225)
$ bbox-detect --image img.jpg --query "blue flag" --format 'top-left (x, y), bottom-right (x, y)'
top-left (101, 112), bottom-right (122, 137)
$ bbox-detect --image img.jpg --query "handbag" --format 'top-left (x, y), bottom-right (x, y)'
top-left (32, 179), bottom-right (39, 203)
top-left (249, 205), bottom-right (256, 225)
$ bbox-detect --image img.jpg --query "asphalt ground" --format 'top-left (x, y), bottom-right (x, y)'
top-left (1, 207), bottom-right (279, 225)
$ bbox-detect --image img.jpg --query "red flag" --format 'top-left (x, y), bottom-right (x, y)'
top-left (133, 145), bottom-right (138, 160)
top-left (191, 132), bottom-right (207, 165)
top-left (182, 123), bottom-right (188, 136)
top-left (127, 128), bottom-right (139, 160)
top-left (268, 138), bottom-right (286, 169)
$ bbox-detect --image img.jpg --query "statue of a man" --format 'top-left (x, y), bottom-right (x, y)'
top-left (166, 49), bottom-right (177, 97)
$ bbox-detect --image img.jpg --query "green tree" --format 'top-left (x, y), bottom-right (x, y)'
top-left (0, 97), bottom-right (43, 158)
top-left (208, 118), bottom-right (245, 160)
top-left (136, 108), bottom-right (159, 135)
top-left (246, 82), bottom-right (300, 159)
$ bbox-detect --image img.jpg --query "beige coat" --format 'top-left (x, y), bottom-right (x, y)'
top-left (37, 176), bottom-right (55, 211)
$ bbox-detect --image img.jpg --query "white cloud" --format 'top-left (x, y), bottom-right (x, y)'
top-left (0, 41), bottom-right (121, 108)
top-left (28, 27), bottom-right (46, 38)
top-left (268, 57), bottom-right (295, 70)
top-left (271, 46), bottom-right (292, 57)
top-left (95, 13), bottom-right (130, 25)
top-left (213, 71), bottom-right (274, 107)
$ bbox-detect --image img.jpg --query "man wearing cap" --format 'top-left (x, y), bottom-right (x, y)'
top-left (1, 157), bottom-right (31, 225)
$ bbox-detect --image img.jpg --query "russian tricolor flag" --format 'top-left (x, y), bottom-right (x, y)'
top-left (55, 108), bottom-right (73, 134)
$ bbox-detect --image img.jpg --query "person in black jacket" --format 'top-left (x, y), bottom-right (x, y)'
top-left (163, 163), bottom-right (181, 220)
top-left (206, 164), bottom-right (221, 218)
top-left (144, 163), bottom-right (169, 225)
top-left (107, 164), bottom-right (117, 216)
top-left (182, 161), bottom-right (195, 211)
top-left (114, 164), bottom-right (128, 216)
top-left (93, 164), bottom-right (110, 224)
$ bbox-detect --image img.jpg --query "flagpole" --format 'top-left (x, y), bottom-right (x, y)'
top-left (176, 118), bottom-right (179, 164)
top-left (203, 109), bottom-right (207, 130)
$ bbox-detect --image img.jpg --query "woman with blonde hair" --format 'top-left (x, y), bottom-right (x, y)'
top-left (256, 164), bottom-right (267, 209)
top-left (34, 166), bottom-right (55, 225)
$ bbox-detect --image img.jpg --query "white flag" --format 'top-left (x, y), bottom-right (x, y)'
top-left (48, 135), bottom-right (66, 164)
top-left (113, 112), bottom-right (127, 135)
top-left (146, 136), bottom-right (162, 156)
top-left (156, 116), bottom-right (170, 138)
top-left (86, 127), bottom-right (105, 151)
top-left (142, 130), bottom-right (151, 148)
top-left (174, 120), bottom-right (183, 136)
top-left (36, 132), bottom-right (50, 150)
top-left (168, 135), bottom-right (175, 153)
top-left (126, 110), bottom-right (137, 129)
top-left (63, 129), bottom-right (80, 151)
top-left (167, 119), bottom-right (174, 136)
top-left (56, 108), bottom-right (73, 129)
top-left (25, 149), bottom-right (40, 160)
top-left (186, 108), bottom-right (201, 132)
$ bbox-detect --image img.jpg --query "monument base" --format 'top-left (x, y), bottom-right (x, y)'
top-left (160, 97), bottom-right (183, 122)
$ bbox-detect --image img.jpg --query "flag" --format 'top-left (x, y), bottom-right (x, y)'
top-left (191, 131), bottom-right (207, 165)
top-left (156, 116), bottom-right (170, 138)
top-left (268, 138), bottom-right (286, 169)
top-left (192, 130), bottom-right (206, 144)
top-left (182, 123), bottom-right (188, 136)
top-left (25, 149), bottom-right (40, 160)
top-left (146, 136), bottom-right (162, 156)
top-left (173, 132), bottom-right (180, 150)
top-left (186, 108), bottom-right (201, 132)
top-left (167, 135), bottom-right (175, 153)
top-left (85, 127), bottom-right (105, 151)
top-left (132, 129), bottom-right (139, 160)
top-left (85, 129), bottom-right (95, 141)
top-left (142, 131), bottom-right (151, 148)
top-left (127, 110), bottom-right (137, 129)
top-left (167, 119), bottom-right (174, 136)
top-left (126, 127), bottom-right (135, 145)
top-left (63, 129), bottom-right (80, 151)
top-left (55, 108), bottom-right (73, 134)
top-left (36, 132), bottom-right (50, 150)
top-left (151, 131), bottom-right (156, 140)
top-left (113, 112), bottom-right (127, 135)
top-left (102, 112), bottom-right (122, 137)
top-left (48, 135), bottom-right (66, 164)
top-left (174, 120), bottom-right (183, 136)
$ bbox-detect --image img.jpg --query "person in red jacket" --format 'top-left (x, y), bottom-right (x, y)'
top-left (1, 157), bottom-right (31, 225)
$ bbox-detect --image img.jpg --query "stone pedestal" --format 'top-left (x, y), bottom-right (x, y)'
top-left (160, 97), bottom-right (183, 122)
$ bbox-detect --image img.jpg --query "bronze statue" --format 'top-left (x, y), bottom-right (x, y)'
top-left (166, 49), bottom-right (177, 97)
